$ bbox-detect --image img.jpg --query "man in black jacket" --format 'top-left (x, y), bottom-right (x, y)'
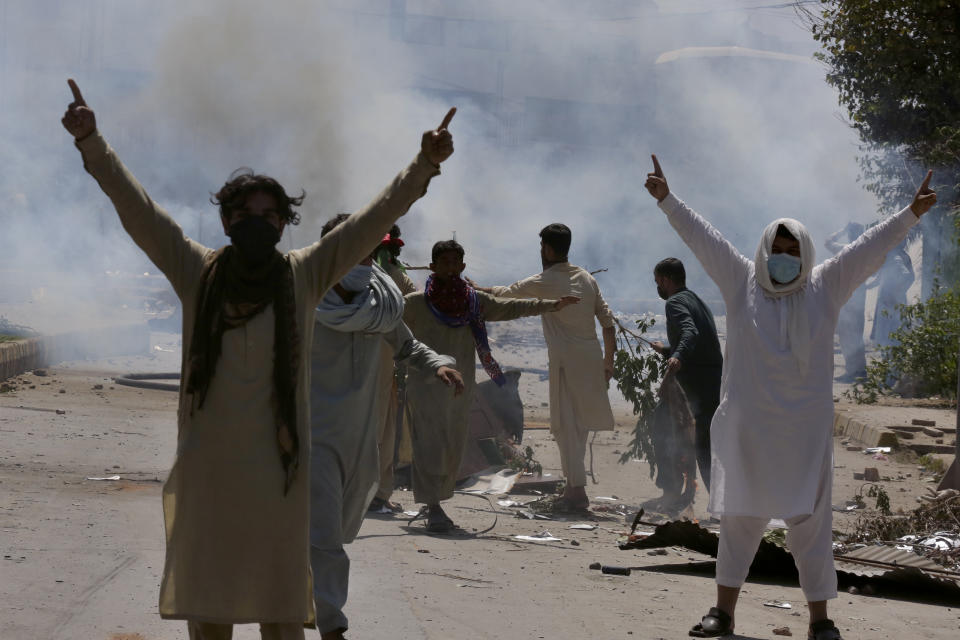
top-left (651, 258), bottom-right (723, 492)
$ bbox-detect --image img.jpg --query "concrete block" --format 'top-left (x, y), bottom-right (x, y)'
top-left (863, 468), bottom-right (880, 482)
top-left (911, 418), bottom-right (936, 427)
top-left (922, 427), bottom-right (945, 438)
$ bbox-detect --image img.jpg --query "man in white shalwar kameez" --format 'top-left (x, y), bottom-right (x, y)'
top-left (643, 155), bottom-right (937, 640)
top-left (309, 216), bottom-right (463, 639)
top-left (475, 223), bottom-right (616, 510)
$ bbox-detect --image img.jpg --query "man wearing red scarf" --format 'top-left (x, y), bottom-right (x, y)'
top-left (403, 240), bottom-right (578, 532)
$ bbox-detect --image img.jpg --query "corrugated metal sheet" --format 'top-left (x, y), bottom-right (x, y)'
top-left (835, 545), bottom-right (960, 584)
top-left (621, 518), bottom-right (960, 588)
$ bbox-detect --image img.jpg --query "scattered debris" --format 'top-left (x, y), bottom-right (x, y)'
top-left (763, 600), bottom-right (792, 609)
top-left (514, 531), bottom-right (562, 543)
top-left (772, 626), bottom-right (792, 636)
top-left (863, 468), bottom-right (881, 482)
top-left (569, 524), bottom-right (597, 530)
top-left (86, 475), bottom-right (121, 481)
top-left (601, 565), bottom-right (631, 576)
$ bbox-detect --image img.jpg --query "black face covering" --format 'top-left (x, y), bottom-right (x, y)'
top-left (657, 285), bottom-right (669, 300)
top-left (228, 216), bottom-right (281, 265)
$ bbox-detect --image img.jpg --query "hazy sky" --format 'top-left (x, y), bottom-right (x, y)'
top-left (1, 0), bottom-right (890, 321)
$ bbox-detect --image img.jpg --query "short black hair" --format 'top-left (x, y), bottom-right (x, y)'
top-left (539, 223), bottom-right (571, 257)
top-left (775, 224), bottom-right (797, 241)
top-left (320, 213), bottom-right (351, 237)
top-left (431, 239), bottom-right (465, 264)
top-left (212, 168), bottom-right (304, 225)
top-left (654, 257), bottom-right (686, 287)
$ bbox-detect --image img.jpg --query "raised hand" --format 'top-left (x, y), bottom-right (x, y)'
top-left (421, 107), bottom-right (456, 166)
top-left (910, 170), bottom-right (937, 217)
top-left (436, 366), bottom-right (465, 396)
top-left (644, 154), bottom-right (669, 202)
top-left (553, 295), bottom-right (581, 311)
top-left (61, 79), bottom-right (96, 140)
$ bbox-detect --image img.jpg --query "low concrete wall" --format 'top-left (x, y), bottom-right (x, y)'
top-left (0, 338), bottom-right (47, 381)
top-left (833, 411), bottom-right (900, 448)
top-left (0, 323), bottom-right (149, 381)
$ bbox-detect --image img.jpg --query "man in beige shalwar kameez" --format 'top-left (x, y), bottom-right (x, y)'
top-left (403, 239), bottom-right (579, 532)
top-left (62, 79), bottom-right (457, 639)
top-left (477, 224), bottom-right (616, 511)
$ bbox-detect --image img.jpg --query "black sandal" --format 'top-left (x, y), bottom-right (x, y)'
top-left (689, 607), bottom-right (734, 637)
top-left (426, 509), bottom-right (455, 533)
top-left (808, 619), bottom-right (843, 640)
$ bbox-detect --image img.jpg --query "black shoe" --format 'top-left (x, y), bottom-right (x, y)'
top-left (808, 618), bottom-right (843, 640)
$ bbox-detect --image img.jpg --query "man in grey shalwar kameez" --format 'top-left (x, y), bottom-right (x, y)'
top-left (309, 216), bottom-right (463, 639)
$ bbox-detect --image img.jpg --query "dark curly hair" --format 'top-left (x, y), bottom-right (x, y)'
top-left (431, 239), bottom-right (465, 264)
top-left (212, 168), bottom-right (305, 225)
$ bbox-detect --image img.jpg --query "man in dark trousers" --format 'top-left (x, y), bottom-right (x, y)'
top-left (651, 258), bottom-right (723, 492)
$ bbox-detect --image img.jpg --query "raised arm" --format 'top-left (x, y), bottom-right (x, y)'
top-left (644, 155), bottom-right (749, 298)
top-left (61, 79), bottom-right (206, 298)
top-left (297, 108), bottom-right (457, 302)
top-left (819, 171), bottom-right (935, 307)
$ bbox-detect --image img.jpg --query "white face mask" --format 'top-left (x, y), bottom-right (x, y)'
top-left (340, 264), bottom-right (373, 292)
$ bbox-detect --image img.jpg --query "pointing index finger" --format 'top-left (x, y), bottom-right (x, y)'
top-left (438, 107), bottom-right (456, 131)
top-left (920, 170), bottom-right (933, 191)
top-left (67, 78), bottom-right (86, 106)
top-left (651, 154), bottom-right (663, 178)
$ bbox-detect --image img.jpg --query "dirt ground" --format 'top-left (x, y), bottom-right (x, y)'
top-left (2, 328), bottom-right (959, 639)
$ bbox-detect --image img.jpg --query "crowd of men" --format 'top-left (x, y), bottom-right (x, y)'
top-left (62, 79), bottom-right (936, 640)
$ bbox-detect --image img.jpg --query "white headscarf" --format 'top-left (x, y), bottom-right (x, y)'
top-left (754, 218), bottom-right (816, 373)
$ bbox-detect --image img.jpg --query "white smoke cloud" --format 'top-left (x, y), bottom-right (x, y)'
top-left (1, 0), bottom-right (889, 329)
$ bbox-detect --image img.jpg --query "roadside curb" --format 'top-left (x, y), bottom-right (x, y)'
top-left (0, 324), bottom-right (149, 382)
top-left (833, 411), bottom-right (900, 448)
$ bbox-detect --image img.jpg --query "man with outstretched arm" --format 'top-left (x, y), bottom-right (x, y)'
top-left (62, 78), bottom-right (456, 639)
top-left (473, 223), bottom-right (617, 511)
top-left (403, 239), bottom-right (580, 533)
top-left (643, 155), bottom-right (936, 640)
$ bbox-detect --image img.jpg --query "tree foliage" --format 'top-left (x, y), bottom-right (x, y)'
top-left (612, 315), bottom-right (666, 475)
top-left (801, 1), bottom-right (960, 164)
top-left (799, 1), bottom-right (960, 278)
top-left (847, 281), bottom-right (960, 403)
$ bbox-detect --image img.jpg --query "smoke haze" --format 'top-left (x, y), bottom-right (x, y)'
top-left (0, 0), bottom-right (891, 327)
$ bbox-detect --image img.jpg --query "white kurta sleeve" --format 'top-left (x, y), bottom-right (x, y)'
top-left (657, 192), bottom-right (751, 299)
top-left (818, 206), bottom-right (919, 309)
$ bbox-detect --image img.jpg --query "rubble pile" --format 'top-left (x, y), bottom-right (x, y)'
top-left (842, 488), bottom-right (960, 571)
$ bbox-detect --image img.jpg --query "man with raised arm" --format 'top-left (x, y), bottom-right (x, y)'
top-left (643, 155), bottom-right (936, 640)
top-left (473, 224), bottom-right (616, 511)
top-left (62, 78), bottom-right (456, 640)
